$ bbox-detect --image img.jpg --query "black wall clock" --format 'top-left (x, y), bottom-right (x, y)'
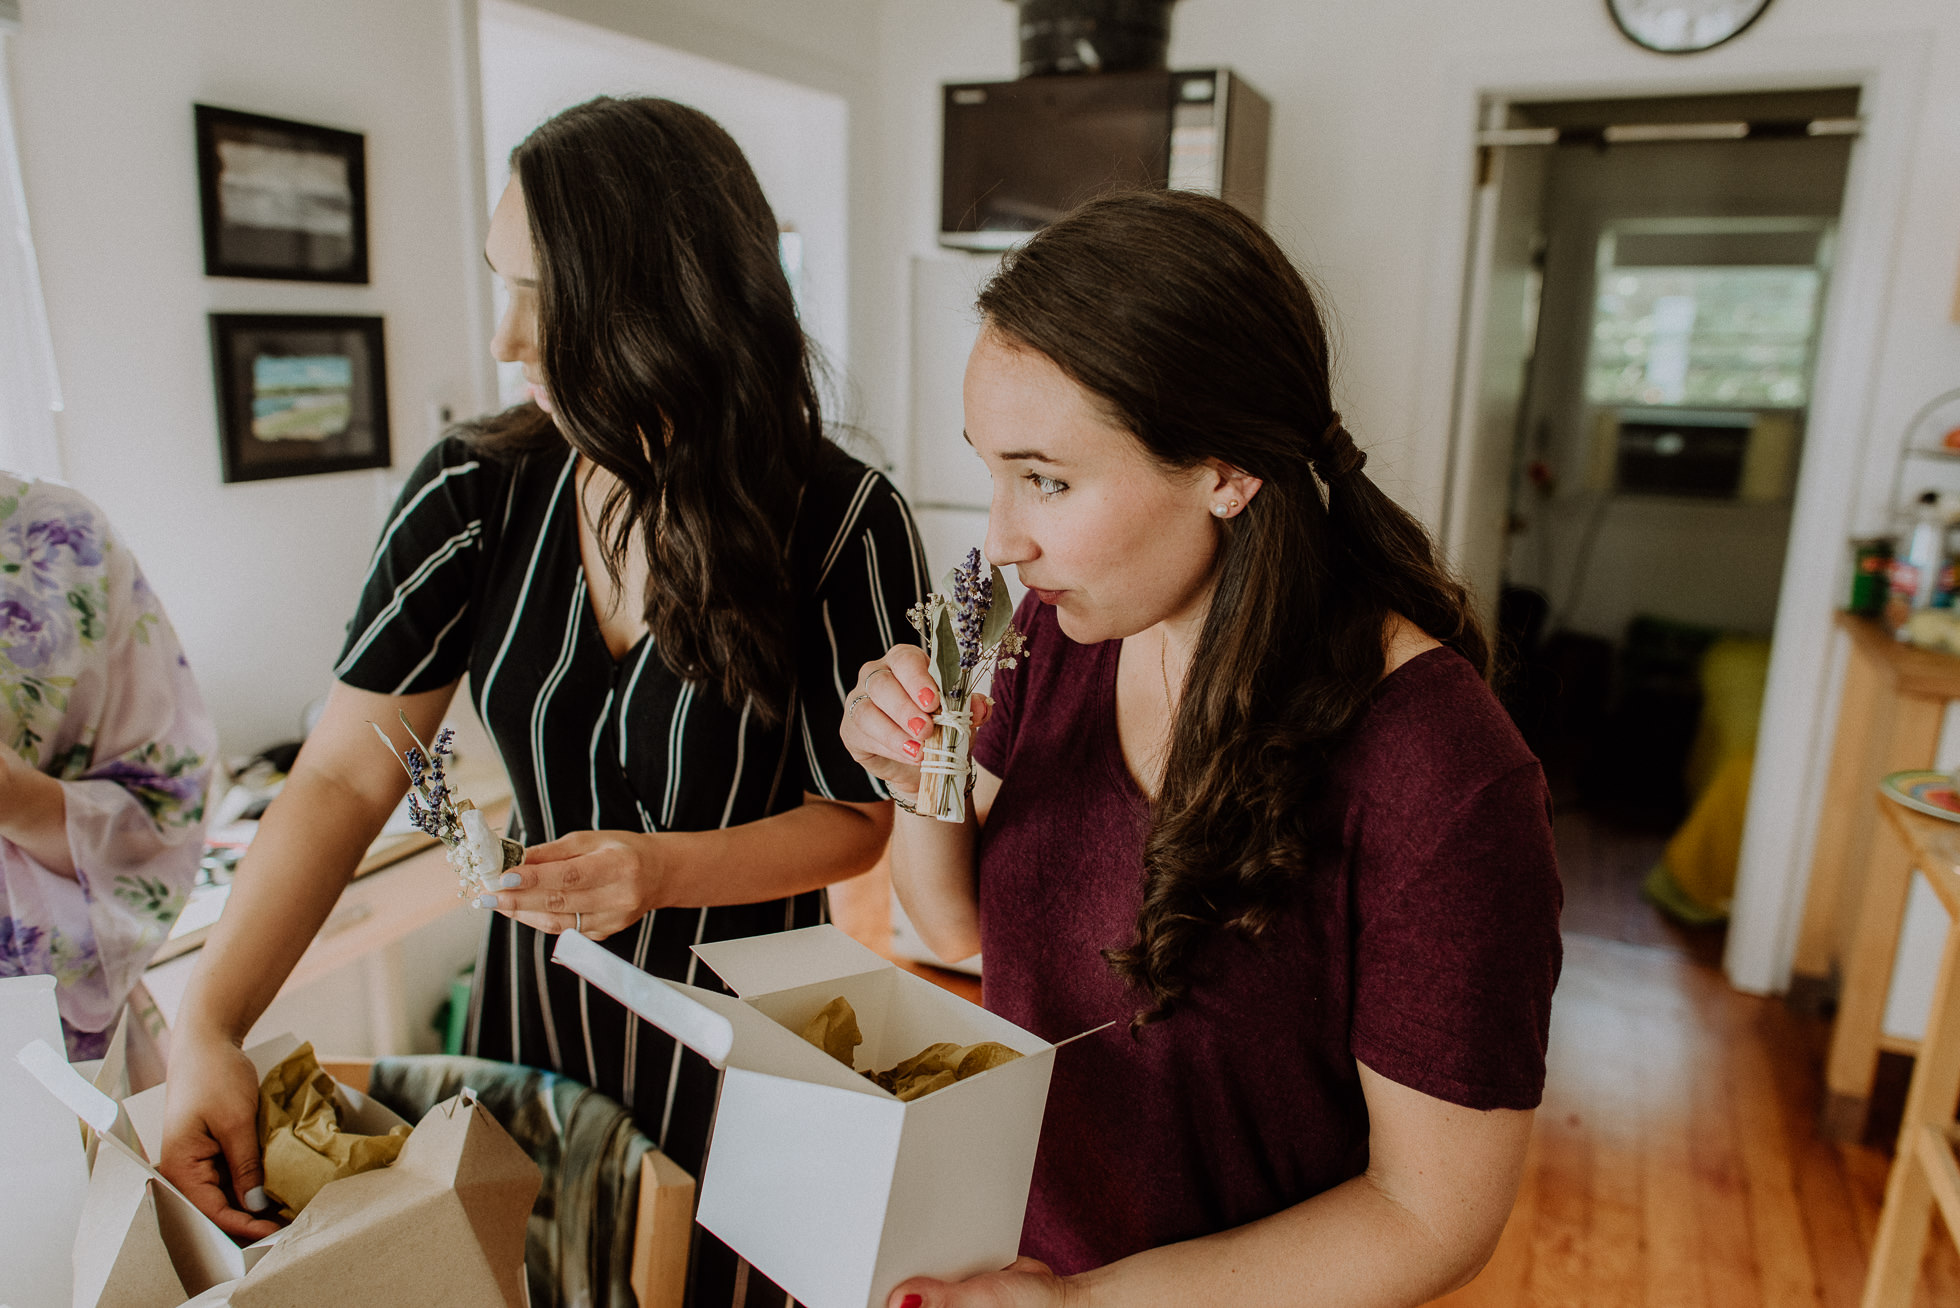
top-left (1607, 0), bottom-right (1773, 54)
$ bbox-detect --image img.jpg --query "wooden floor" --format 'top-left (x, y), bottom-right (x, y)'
top-left (1433, 930), bottom-right (1960, 1307)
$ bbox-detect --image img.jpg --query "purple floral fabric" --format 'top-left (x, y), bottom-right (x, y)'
top-left (0, 473), bottom-right (214, 1058)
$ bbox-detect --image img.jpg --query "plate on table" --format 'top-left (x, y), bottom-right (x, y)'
top-left (1881, 770), bottom-right (1960, 822)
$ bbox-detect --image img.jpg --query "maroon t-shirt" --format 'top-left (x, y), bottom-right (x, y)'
top-left (971, 600), bottom-right (1562, 1275)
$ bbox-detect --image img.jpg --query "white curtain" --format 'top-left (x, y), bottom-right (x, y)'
top-left (0, 27), bottom-right (63, 481)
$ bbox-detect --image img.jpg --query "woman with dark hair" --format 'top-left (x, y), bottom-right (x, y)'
top-left (843, 189), bottom-right (1561, 1306)
top-left (162, 97), bottom-right (924, 1304)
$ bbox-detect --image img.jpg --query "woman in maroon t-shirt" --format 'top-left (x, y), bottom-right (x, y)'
top-left (841, 190), bottom-right (1561, 1308)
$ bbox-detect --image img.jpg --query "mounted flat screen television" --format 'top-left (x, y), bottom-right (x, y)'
top-left (940, 68), bottom-right (1269, 251)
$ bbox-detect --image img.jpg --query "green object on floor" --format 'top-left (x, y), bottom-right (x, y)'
top-left (1642, 861), bottom-right (1729, 928)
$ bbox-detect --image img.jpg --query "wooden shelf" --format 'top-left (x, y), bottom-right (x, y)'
top-left (1835, 612), bottom-right (1960, 700)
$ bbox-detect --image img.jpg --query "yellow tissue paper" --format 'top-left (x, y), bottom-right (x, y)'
top-left (258, 1042), bottom-right (411, 1220)
top-left (800, 996), bottom-right (863, 1068)
top-left (799, 997), bottom-right (1022, 1101)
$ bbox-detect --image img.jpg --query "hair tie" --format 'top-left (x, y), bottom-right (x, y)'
top-left (1314, 414), bottom-right (1366, 484)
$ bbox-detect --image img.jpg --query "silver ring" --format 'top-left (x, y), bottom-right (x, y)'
top-left (574, 911), bottom-right (583, 934)
top-left (847, 691), bottom-right (871, 720)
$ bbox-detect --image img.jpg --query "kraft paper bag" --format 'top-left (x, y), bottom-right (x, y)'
top-left (227, 1092), bottom-right (540, 1308)
top-left (22, 1036), bottom-right (535, 1308)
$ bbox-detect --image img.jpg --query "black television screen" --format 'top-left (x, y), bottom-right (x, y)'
top-left (941, 72), bottom-right (1173, 244)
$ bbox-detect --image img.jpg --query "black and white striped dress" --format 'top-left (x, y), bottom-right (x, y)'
top-left (335, 434), bottom-right (926, 1306)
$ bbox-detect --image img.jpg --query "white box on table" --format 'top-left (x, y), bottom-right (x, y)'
top-left (553, 924), bottom-right (1077, 1308)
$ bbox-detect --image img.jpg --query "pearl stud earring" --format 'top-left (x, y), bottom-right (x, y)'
top-left (1212, 503), bottom-right (1230, 517)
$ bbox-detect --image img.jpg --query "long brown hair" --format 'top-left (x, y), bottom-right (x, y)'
top-left (977, 190), bottom-right (1488, 1030)
top-left (469, 96), bottom-right (821, 724)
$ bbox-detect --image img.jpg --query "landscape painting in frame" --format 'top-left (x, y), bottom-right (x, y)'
top-left (210, 314), bottom-right (391, 483)
top-left (195, 104), bottom-right (368, 282)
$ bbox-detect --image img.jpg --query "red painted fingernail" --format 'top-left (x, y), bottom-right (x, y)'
top-left (899, 1297), bottom-right (923, 1308)
top-left (908, 717), bottom-right (928, 736)
top-left (903, 740), bottom-right (920, 758)
top-left (919, 688), bottom-right (937, 709)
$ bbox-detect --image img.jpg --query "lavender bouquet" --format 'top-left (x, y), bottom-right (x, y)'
top-left (904, 548), bottom-right (1026, 823)
top-left (370, 714), bottom-right (522, 898)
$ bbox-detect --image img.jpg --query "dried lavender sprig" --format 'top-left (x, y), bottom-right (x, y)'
top-left (951, 548), bottom-right (990, 671)
top-left (371, 717), bottom-right (469, 847)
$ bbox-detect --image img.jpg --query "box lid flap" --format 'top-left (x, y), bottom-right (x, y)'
top-left (554, 931), bottom-right (884, 1096)
top-left (692, 923), bottom-right (892, 997)
top-left (20, 1038), bottom-right (253, 1289)
top-left (1, 975), bottom-right (90, 1308)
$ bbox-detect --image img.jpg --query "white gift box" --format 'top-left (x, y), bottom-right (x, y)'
top-left (553, 925), bottom-right (1088, 1308)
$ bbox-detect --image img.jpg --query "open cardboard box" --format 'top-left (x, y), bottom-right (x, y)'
top-left (6, 1005), bottom-right (537, 1308)
top-left (554, 924), bottom-right (1090, 1308)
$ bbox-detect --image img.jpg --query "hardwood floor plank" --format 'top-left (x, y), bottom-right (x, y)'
top-left (1758, 991), bottom-right (1871, 1308)
top-left (1731, 1002), bottom-right (1827, 1306)
top-left (1636, 1000), bottom-right (1711, 1308)
top-left (1585, 988), bottom-right (1645, 1308)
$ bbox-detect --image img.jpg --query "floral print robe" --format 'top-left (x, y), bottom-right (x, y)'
top-left (0, 473), bottom-right (214, 1058)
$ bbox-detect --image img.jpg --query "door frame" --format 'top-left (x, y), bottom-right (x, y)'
top-left (1416, 31), bottom-right (1933, 994)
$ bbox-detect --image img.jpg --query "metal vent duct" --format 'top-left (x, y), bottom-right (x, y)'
top-left (1010, 0), bottom-right (1178, 77)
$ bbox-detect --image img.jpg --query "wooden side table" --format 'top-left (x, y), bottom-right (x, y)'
top-left (1859, 801), bottom-right (1960, 1305)
top-left (1801, 615), bottom-right (1960, 1142)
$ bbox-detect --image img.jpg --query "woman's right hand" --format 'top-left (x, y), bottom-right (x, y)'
top-left (841, 646), bottom-right (991, 800)
top-left (159, 1027), bottom-right (283, 1242)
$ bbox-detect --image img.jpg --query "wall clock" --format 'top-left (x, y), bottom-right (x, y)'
top-left (1606, 0), bottom-right (1773, 54)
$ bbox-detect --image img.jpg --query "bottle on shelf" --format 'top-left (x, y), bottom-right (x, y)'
top-left (1889, 490), bottom-right (1954, 637)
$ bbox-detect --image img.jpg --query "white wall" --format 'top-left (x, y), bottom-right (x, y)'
top-left (8, 0), bottom-right (484, 755)
top-left (477, 1), bottom-right (851, 392)
top-left (867, 0), bottom-right (1960, 994)
top-left (512, 0), bottom-right (901, 470)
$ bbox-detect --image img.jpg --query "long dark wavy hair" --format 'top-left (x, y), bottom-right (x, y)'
top-left (977, 190), bottom-right (1489, 1030)
top-left (469, 96), bottom-right (822, 725)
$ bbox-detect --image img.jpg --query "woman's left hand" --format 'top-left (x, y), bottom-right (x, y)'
top-left (885, 1258), bottom-right (1075, 1308)
top-left (478, 830), bottom-right (667, 940)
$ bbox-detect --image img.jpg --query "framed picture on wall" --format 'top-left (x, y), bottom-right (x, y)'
top-left (210, 313), bottom-right (390, 483)
top-left (195, 104), bottom-right (368, 282)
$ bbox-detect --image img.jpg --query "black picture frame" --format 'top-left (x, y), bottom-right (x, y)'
top-left (195, 104), bottom-right (368, 282)
top-left (210, 314), bottom-right (391, 483)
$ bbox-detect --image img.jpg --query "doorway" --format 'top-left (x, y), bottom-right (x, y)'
top-left (1450, 88), bottom-right (1859, 965)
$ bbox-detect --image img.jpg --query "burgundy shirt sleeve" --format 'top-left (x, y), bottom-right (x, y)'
top-left (1349, 759), bottom-right (1561, 1111)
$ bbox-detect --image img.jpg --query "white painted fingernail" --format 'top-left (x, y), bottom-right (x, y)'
top-left (244, 1186), bottom-right (268, 1212)
top-left (498, 872), bottom-right (522, 889)
top-left (472, 895), bottom-right (497, 910)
